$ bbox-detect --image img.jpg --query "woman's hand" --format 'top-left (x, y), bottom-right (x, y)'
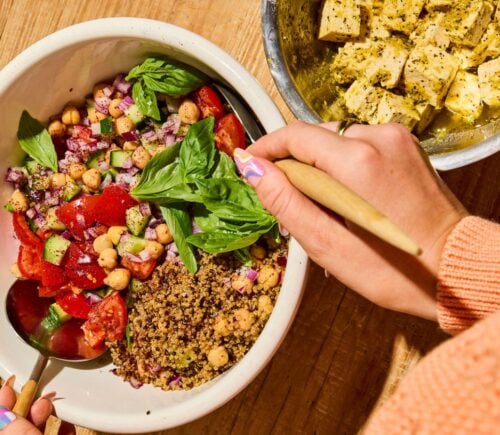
top-left (234, 122), bottom-right (467, 320)
top-left (0, 376), bottom-right (54, 434)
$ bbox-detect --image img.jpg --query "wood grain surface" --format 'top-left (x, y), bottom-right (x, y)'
top-left (1, 1), bottom-right (498, 434)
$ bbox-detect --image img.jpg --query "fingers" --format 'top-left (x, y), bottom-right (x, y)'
top-left (29, 393), bottom-right (54, 427)
top-left (0, 376), bottom-right (17, 409)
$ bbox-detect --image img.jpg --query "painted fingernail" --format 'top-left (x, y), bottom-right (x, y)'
top-left (39, 391), bottom-right (57, 402)
top-left (0, 405), bottom-right (17, 429)
top-left (3, 375), bottom-right (15, 389)
top-left (233, 148), bottom-right (265, 186)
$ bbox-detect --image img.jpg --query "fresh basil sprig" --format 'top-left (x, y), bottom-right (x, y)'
top-left (17, 110), bottom-right (58, 172)
top-left (126, 57), bottom-right (205, 121)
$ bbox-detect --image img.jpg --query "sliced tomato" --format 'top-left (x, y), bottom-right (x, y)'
top-left (56, 292), bottom-right (91, 319)
top-left (192, 85), bottom-right (224, 119)
top-left (82, 292), bottom-right (127, 348)
top-left (64, 244), bottom-right (106, 290)
top-left (215, 113), bottom-right (246, 156)
top-left (95, 185), bottom-right (137, 226)
top-left (36, 229), bottom-right (55, 241)
top-left (57, 194), bottom-right (101, 239)
top-left (41, 260), bottom-right (68, 289)
top-left (13, 213), bottom-right (41, 246)
top-left (17, 243), bottom-right (43, 280)
top-left (121, 256), bottom-right (156, 280)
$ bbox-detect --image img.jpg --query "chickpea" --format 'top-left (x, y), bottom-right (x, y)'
top-left (132, 146), bottom-right (151, 169)
top-left (49, 173), bottom-right (66, 189)
top-left (152, 145), bottom-right (166, 156)
top-left (257, 265), bottom-right (280, 290)
top-left (107, 226), bottom-right (127, 245)
top-left (61, 105), bottom-right (81, 125)
top-left (123, 141), bottom-right (139, 151)
top-left (48, 120), bottom-right (66, 137)
top-left (93, 234), bottom-right (113, 254)
top-left (8, 189), bottom-right (28, 212)
top-left (11, 263), bottom-right (23, 279)
top-left (87, 107), bottom-right (107, 124)
top-left (155, 223), bottom-right (173, 244)
top-left (113, 91), bottom-right (124, 99)
top-left (82, 168), bottom-right (101, 191)
top-left (93, 83), bottom-right (108, 99)
top-left (115, 116), bottom-right (135, 135)
top-left (109, 98), bottom-right (124, 118)
top-left (234, 308), bottom-right (255, 331)
top-left (250, 244), bottom-right (267, 260)
top-left (207, 346), bottom-right (229, 368)
top-left (145, 240), bottom-right (164, 259)
top-left (178, 99), bottom-right (201, 124)
top-left (98, 248), bottom-right (118, 269)
top-left (104, 268), bottom-right (131, 290)
top-left (214, 316), bottom-right (231, 337)
top-left (258, 295), bottom-right (274, 318)
top-left (231, 276), bottom-right (253, 293)
top-left (68, 162), bottom-right (87, 180)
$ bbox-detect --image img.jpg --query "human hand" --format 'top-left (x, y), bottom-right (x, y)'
top-left (0, 376), bottom-right (54, 434)
top-left (234, 122), bottom-right (467, 320)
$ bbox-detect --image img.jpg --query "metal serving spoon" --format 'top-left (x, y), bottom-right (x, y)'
top-left (5, 279), bottom-right (106, 417)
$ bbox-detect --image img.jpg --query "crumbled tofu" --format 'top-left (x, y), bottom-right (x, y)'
top-left (450, 22), bottom-right (499, 69)
top-left (376, 92), bottom-right (420, 128)
top-left (344, 79), bottom-right (385, 123)
top-left (319, 0), bottom-right (362, 42)
top-left (381, 0), bottom-right (426, 35)
top-left (403, 45), bottom-right (459, 108)
top-left (478, 57), bottom-right (500, 107)
top-left (365, 38), bottom-right (410, 88)
top-left (358, 0), bottom-right (391, 39)
top-left (410, 12), bottom-right (450, 50)
top-left (425, 0), bottom-right (454, 11)
top-left (445, 71), bottom-right (483, 122)
top-left (414, 103), bottom-right (437, 134)
top-left (442, 0), bottom-right (494, 47)
top-left (484, 22), bottom-right (500, 58)
top-left (332, 40), bottom-right (377, 83)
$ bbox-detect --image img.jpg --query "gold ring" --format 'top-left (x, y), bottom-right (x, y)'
top-left (337, 119), bottom-right (357, 136)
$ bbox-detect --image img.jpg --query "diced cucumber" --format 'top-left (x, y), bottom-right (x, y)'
top-left (130, 278), bottom-right (145, 292)
top-left (62, 182), bottom-right (81, 201)
top-left (51, 303), bottom-right (71, 323)
top-left (31, 175), bottom-right (50, 191)
top-left (124, 104), bottom-right (144, 124)
top-left (40, 303), bottom-right (71, 333)
top-left (87, 151), bottom-right (105, 169)
top-left (94, 287), bottom-right (114, 298)
top-left (100, 117), bottom-right (113, 134)
top-left (126, 205), bottom-right (150, 236)
top-left (141, 140), bottom-right (160, 156)
top-left (25, 160), bottom-right (43, 175)
top-left (110, 150), bottom-right (133, 168)
top-left (103, 167), bottom-right (119, 179)
top-left (43, 234), bottom-right (71, 265)
top-left (117, 235), bottom-right (146, 256)
top-left (4, 203), bottom-right (15, 213)
top-left (46, 207), bottom-right (66, 231)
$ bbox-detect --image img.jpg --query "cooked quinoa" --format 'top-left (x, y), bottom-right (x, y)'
top-left (109, 240), bottom-right (287, 390)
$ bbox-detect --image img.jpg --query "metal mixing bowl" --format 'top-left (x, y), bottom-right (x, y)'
top-left (261, 0), bottom-right (500, 171)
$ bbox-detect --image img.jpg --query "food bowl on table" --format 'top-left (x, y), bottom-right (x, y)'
top-left (0, 17), bottom-right (308, 433)
top-left (262, 0), bottom-right (500, 171)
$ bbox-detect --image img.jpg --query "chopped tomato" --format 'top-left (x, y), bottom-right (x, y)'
top-left (215, 113), bottom-right (246, 156)
top-left (56, 292), bottom-right (91, 319)
top-left (121, 256), bottom-right (156, 280)
top-left (95, 185), bottom-right (137, 226)
top-left (82, 292), bottom-right (127, 348)
top-left (13, 213), bottom-right (41, 246)
top-left (72, 125), bottom-right (94, 142)
top-left (192, 85), bottom-right (224, 119)
top-left (38, 285), bottom-right (61, 298)
top-left (64, 244), bottom-right (106, 290)
top-left (41, 261), bottom-right (68, 289)
top-left (17, 243), bottom-right (43, 280)
top-left (36, 228), bottom-right (55, 241)
top-left (57, 195), bottom-right (101, 239)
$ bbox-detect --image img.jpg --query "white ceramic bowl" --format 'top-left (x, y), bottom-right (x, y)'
top-left (0, 18), bottom-right (308, 433)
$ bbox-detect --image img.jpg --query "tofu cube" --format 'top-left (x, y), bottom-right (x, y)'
top-left (376, 92), bottom-right (420, 128)
top-left (425, 0), bottom-right (454, 11)
top-left (381, 0), bottom-right (426, 35)
top-left (445, 71), bottom-right (483, 122)
top-left (478, 57), bottom-right (500, 107)
top-left (442, 0), bottom-right (494, 47)
top-left (319, 0), bottom-right (362, 42)
top-left (344, 79), bottom-right (384, 123)
top-left (332, 40), bottom-right (377, 84)
top-left (450, 22), bottom-right (499, 69)
top-left (414, 103), bottom-right (437, 134)
top-left (365, 38), bottom-right (410, 88)
top-left (403, 45), bottom-right (459, 108)
top-left (358, 0), bottom-right (391, 39)
top-left (409, 12), bottom-right (450, 50)
top-left (484, 22), bottom-right (500, 58)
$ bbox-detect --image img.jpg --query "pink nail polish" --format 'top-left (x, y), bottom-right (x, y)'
top-left (234, 148), bottom-right (265, 186)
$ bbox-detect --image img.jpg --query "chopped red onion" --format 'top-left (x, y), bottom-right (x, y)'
top-left (97, 140), bottom-right (110, 150)
top-left (85, 292), bottom-right (102, 306)
top-left (162, 114), bottom-right (181, 135)
top-left (76, 213), bottom-right (85, 227)
top-left (26, 208), bottom-right (36, 219)
top-left (119, 233), bottom-right (130, 244)
top-left (138, 249), bottom-right (152, 262)
top-left (45, 195), bottom-right (60, 207)
top-left (115, 173), bottom-right (136, 190)
top-left (95, 97), bottom-right (111, 114)
top-left (237, 286), bottom-right (246, 294)
top-left (103, 86), bottom-right (113, 98)
top-left (125, 252), bottom-right (144, 263)
top-left (167, 243), bottom-right (178, 254)
top-left (61, 230), bottom-right (72, 240)
top-left (5, 167), bottom-right (26, 185)
top-left (165, 134), bottom-right (176, 146)
top-left (277, 256), bottom-right (287, 267)
top-left (150, 364), bottom-right (163, 374)
top-left (121, 158), bottom-right (133, 170)
top-left (101, 173), bottom-right (113, 189)
top-left (82, 116), bottom-right (91, 127)
top-left (126, 166), bottom-right (140, 176)
top-left (246, 269), bottom-right (259, 281)
top-left (97, 160), bottom-right (109, 172)
top-left (34, 215), bottom-right (46, 229)
top-left (77, 254), bottom-right (92, 265)
top-left (121, 130), bottom-right (139, 141)
top-left (86, 226), bottom-right (100, 239)
top-left (166, 250), bottom-right (177, 262)
top-left (139, 202), bottom-right (151, 216)
top-left (144, 227), bottom-right (157, 240)
top-left (91, 123), bottom-right (101, 136)
top-left (169, 376), bottom-right (181, 387)
top-left (165, 96), bottom-right (180, 113)
top-left (222, 277), bottom-right (231, 287)
top-left (118, 95), bottom-right (134, 111)
top-left (129, 377), bottom-right (143, 389)
top-left (142, 130), bottom-right (157, 141)
top-left (115, 78), bottom-right (132, 94)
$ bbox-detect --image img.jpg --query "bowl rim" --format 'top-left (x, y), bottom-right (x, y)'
top-left (0, 16), bottom-right (309, 432)
top-left (260, 0), bottom-right (500, 172)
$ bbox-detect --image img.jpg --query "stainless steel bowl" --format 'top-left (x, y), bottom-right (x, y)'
top-left (261, 0), bottom-right (500, 171)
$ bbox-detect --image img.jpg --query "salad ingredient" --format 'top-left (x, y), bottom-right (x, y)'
top-left (48, 120), bottom-right (66, 137)
top-left (107, 226), bottom-right (128, 245)
top-left (178, 99), bottom-right (201, 124)
top-left (64, 243), bottom-right (106, 290)
top-left (7, 189), bottom-right (28, 213)
top-left (62, 181), bottom-right (82, 202)
top-left (93, 234), bottom-right (113, 254)
top-left (125, 205), bottom-right (150, 236)
top-left (57, 195), bottom-right (101, 239)
top-left (41, 303), bottom-right (71, 333)
top-left (214, 113), bottom-right (246, 156)
top-left (95, 185), bottom-right (137, 226)
top-left (17, 110), bottom-right (58, 172)
top-left (192, 85), bottom-right (224, 119)
top-left (82, 168), bottom-right (101, 191)
top-left (155, 223), bottom-right (173, 244)
top-left (131, 146), bottom-right (151, 169)
top-left (120, 256), bottom-right (156, 280)
top-left (104, 268), bottom-right (131, 290)
top-left (144, 241), bottom-right (164, 259)
top-left (97, 247), bottom-right (118, 269)
top-left (55, 293), bottom-right (91, 319)
top-left (13, 213), bottom-right (41, 246)
top-left (45, 207), bottom-right (66, 231)
top-left (43, 234), bottom-right (71, 266)
top-left (17, 243), bottom-right (43, 281)
top-left (61, 105), bottom-right (81, 125)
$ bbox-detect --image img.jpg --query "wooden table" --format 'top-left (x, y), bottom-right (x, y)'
top-left (1, 1), bottom-right (499, 434)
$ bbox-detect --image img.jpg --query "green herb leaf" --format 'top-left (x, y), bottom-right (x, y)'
top-left (212, 152), bottom-right (239, 180)
top-left (132, 80), bottom-right (161, 120)
top-left (160, 205), bottom-right (198, 274)
top-left (187, 229), bottom-right (268, 253)
top-left (233, 248), bottom-right (252, 266)
top-left (17, 110), bottom-right (58, 171)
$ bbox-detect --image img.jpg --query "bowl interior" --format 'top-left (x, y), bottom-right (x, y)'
top-left (0, 18), bottom-right (308, 433)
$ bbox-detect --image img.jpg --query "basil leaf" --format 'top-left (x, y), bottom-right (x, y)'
top-left (132, 80), bottom-right (160, 120)
top-left (17, 111), bottom-right (58, 172)
top-left (187, 229), bottom-right (268, 254)
top-left (212, 151), bottom-right (239, 180)
top-left (234, 248), bottom-right (252, 266)
top-left (160, 205), bottom-right (198, 274)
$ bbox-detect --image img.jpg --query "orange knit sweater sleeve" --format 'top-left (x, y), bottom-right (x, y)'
top-left (364, 216), bottom-right (500, 434)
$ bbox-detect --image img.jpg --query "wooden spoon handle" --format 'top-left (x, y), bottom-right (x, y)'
top-left (275, 159), bottom-right (421, 256)
top-left (12, 379), bottom-right (38, 417)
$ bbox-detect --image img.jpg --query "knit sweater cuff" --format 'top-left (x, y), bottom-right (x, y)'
top-left (437, 216), bottom-right (500, 335)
